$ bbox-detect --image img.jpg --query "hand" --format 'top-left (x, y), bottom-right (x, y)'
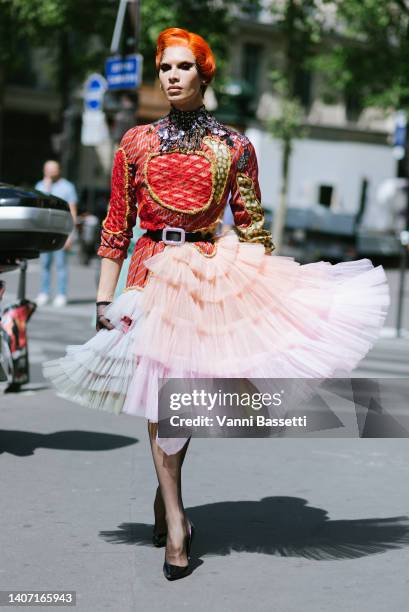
top-left (96, 301), bottom-right (115, 332)
top-left (63, 235), bottom-right (73, 251)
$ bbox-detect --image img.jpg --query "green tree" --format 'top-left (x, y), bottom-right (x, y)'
top-left (310, 0), bottom-right (409, 179)
top-left (313, 0), bottom-right (409, 114)
top-left (265, 1), bottom-right (409, 250)
top-left (0, 0), bottom-right (117, 113)
top-left (1, 0), bottom-right (259, 113)
top-left (0, 0), bottom-right (117, 172)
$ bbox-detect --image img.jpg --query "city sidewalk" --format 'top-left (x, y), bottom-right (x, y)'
top-left (2, 386), bottom-right (409, 611)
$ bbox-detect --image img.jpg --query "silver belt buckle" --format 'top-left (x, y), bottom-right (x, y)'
top-left (162, 226), bottom-right (186, 245)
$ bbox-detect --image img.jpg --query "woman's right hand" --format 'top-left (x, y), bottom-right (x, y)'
top-left (95, 257), bottom-right (123, 331)
top-left (96, 301), bottom-right (115, 332)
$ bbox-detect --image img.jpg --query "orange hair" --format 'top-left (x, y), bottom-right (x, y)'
top-left (155, 27), bottom-right (216, 87)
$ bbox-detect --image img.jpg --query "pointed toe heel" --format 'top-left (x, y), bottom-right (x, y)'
top-left (163, 560), bottom-right (191, 581)
top-left (163, 520), bottom-right (195, 581)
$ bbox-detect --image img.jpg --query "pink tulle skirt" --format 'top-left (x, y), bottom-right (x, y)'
top-left (43, 231), bottom-right (390, 454)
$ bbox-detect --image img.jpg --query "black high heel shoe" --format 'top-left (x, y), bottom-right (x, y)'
top-left (163, 520), bottom-right (195, 581)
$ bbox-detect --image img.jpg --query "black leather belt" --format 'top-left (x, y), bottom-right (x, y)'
top-left (145, 227), bottom-right (215, 245)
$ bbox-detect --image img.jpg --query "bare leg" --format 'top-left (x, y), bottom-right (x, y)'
top-left (148, 421), bottom-right (191, 566)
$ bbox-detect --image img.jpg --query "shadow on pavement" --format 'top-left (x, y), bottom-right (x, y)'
top-left (0, 429), bottom-right (138, 456)
top-left (100, 496), bottom-right (409, 561)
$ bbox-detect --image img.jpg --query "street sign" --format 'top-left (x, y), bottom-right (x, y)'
top-left (83, 73), bottom-right (107, 112)
top-left (105, 54), bottom-right (143, 90)
top-left (393, 110), bottom-right (407, 161)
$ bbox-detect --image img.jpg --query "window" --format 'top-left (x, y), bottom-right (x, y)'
top-left (293, 67), bottom-right (312, 110)
top-left (318, 184), bottom-right (334, 208)
top-left (345, 89), bottom-right (363, 122)
top-left (242, 43), bottom-right (263, 96)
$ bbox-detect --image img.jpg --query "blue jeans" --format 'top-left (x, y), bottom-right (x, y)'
top-left (39, 249), bottom-right (67, 296)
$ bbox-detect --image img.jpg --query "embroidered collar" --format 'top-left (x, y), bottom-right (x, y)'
top-left (156, 103), bottom-right (234, 152)
top-left (168, 103), bottom-right (207, 127)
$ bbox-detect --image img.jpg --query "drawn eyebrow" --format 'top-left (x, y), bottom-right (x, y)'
top-left (160, 61), bottom-right (195, 68)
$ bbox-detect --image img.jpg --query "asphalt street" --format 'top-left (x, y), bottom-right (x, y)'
top-left (1, 256), bottom-right (409, 612)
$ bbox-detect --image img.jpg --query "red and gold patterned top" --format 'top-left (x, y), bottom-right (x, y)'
top-left (97, 104), bottom-right (274, 290)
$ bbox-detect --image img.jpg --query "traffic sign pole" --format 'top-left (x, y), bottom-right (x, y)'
top-left (105, 1), bottom-right (141, 142)
top-left (81, 74), bottom-right (110, 146)
top-left (394, 110), bottom-right (409, 337)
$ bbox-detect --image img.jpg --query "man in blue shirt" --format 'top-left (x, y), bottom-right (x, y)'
top-left (35, 160), bottom-right (78, 307)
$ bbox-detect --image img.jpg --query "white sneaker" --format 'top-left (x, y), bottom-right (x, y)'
top-left (35, 293), bottom-right (50, 306)
top-left (53, 294), bottom-right (67, 307)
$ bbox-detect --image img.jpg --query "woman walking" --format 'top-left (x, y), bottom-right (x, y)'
top-left (43, 27), bottom-right (390, 581)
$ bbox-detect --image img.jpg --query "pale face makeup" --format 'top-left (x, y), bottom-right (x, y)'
top-left (158, 45), bottom-right (205, 111)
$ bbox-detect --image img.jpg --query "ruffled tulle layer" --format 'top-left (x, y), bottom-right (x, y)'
top-left (43, 231), bottom-right (390, 453)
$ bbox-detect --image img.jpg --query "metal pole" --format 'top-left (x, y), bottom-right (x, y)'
top-left (17, 260), bottom-right (27, 302)
top-left (396, 177), bottom-right (409, 336)
top-left (111, 0), bottom-right (129, 54)
top-left (394, 110), bottom-right (409, 337)
top-left (396, 242), bottom-right (407, 337)
top-left (60, 105), bottom-right (75, 179)
top-left (128, 0), bottom-right (140, 53)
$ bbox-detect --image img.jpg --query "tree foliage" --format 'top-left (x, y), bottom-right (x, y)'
top-left (0, 0), bottom-right (259, 94)
top-left (311, 0), bottom-right (409, 112)
top-left (264, 0), bottom-right (409, 249)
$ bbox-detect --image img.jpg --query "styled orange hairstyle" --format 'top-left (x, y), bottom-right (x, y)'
top-left (155, 27), bottom-right (216, 90)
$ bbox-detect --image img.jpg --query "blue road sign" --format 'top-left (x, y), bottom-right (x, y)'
top-left (393, 110), bottom-right (407, 160)
top-left (394, 124), bottom-right (407, 148)
top-left (393, 110), bottom-right (407, 147)
top-left (84, 73), bottom-right (107, 111)
top-left (105, 54), bottom-right (143, 90)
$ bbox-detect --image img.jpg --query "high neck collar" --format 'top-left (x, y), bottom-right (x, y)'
top-left (168, 104), bottom-right (207, 124)
top-left (157, 103), bottom-right (231, 153)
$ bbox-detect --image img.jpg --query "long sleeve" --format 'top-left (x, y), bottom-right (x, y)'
top-left (97, 143), bottom-right (138, 260)
top-left (229, 137), bottom-right (274, 254)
